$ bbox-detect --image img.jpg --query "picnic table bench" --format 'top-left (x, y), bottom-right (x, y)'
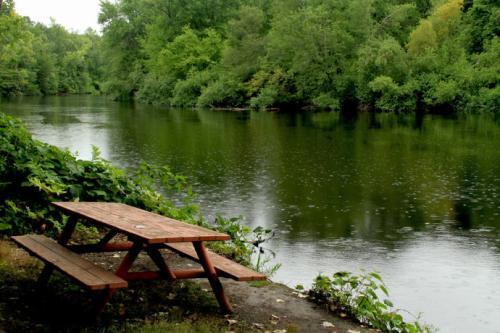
top-left (11, 202), bottom-right (266, 315)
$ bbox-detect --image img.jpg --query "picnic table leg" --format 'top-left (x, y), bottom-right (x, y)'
top-left (82, 240), bottom-right (143, 318)
top-left (91, 288), bottom-right (115, 319)
top-left (97, 229), bottom-right (118, 248)
top-left (147, 247), bottom-right (176, 281)
top-left (57, 215), bottom-right (78, 245)
top-left (115, 240), bottom-right (143, 278)
top-left (36, 265), bottom-right (54, 290)
top-left (38, 215), bottom-right (78, 289)
top-left (193, 241), bottom-right (233, 314)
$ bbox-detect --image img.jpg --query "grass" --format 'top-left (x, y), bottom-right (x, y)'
top-left (249, 280), bottom-right (272, 288)
top-left (100, 321), bottom-right (229, 333)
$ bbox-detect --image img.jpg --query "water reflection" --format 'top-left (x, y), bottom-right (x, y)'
top-left (2, 95), bottom-right (500, 333)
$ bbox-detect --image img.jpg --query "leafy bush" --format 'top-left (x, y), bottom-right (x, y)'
top-left (312, 93), bottom-right (341, 111)
top-left (249, 86), bottom-right (279, 109)
top-left (369, 76), bottom-right (401, 112)
top-left (197, 77), bottom-right (245, 108)
top-left (171, 70), bottom-right (214, 107)
top-left (0, 112), bottom-right (276, 271)
top-left (136, 73), bottom-right (175, 105)
top-left (207, 215), bottom-right (280, 275)
top-left (0, 112), bottom-right (198, 234)
top-left (311, 272), bottom-right (434, 333)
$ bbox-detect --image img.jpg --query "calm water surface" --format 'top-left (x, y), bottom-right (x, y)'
top-left (2, 96), bottom-right (500, 333)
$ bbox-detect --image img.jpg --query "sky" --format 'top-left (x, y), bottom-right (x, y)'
top-left (15, 0), bottom-right (103, 33)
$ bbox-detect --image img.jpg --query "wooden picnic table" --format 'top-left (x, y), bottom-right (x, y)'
top-left (12, 202), bottom-right (266, 316)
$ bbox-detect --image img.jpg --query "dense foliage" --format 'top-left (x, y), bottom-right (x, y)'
top-left (0, 111), bottom-right (198, 232)
top-left (0, 1), bottom-right (102, 97)
top-left (0, 0), bottom-right (498, 112)
top-left (97, 0), bottom-right (499, 113)
top-left (0, 112), bottom-right (278, 270)
top-left (311, 272), bottom-right (433, 332)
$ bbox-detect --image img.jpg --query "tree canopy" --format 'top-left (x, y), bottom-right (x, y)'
top-left (0, 0), bottom-right (498, 113)
top-left (0, 2), bottom-right (101, 97)
top-left (95, 0), bottom-right (498, 113)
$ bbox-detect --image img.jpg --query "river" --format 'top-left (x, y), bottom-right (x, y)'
top-left (2, 96), bottom-right (500, 333)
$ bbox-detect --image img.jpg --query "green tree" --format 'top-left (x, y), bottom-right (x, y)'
top-left (262, 4), bottom-right (359, 108)
top-left (3, 0), bottom-right (496, 114)
top-left (407, 20), bottom-right (438, 55)
top-left (98, 0), bottom-right (148, 100)
top-left (463, 0), bottom-right (500, 53)
top-left (416, 0), bottom-right (432, 16)
top-left (0, 0), bottom-right (14, 16)
top-left (0, 1), bottom-right (102, 97)
top-left (222, 6), bottom-right (267, 81)
top-left (0, 14), bottom-right (38, 96)
top-left (138, 27), bottom-right (223, 106)
top-left (355, 38), bottom-right (409, 108)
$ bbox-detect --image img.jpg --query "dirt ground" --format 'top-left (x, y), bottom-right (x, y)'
top-left (0, 240), bottom-right (374, 333)
top-left (88, 246), bottom-right (374, 333)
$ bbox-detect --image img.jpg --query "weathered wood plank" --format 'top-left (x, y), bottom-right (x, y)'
top-left (165, 243), bottom-right (267, 281)
top-left (52, 202), bottom-right (230, 244)
top-left (12, 235), bottom-right (128, 290)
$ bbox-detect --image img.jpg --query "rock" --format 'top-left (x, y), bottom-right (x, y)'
top-left (322, 321), bottom-right (335, 328)
top-left (276, 298), bottom-right (285, 303)
top-left (227, 319), bottom-right (238, 325)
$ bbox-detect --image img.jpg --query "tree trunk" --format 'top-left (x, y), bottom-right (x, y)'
top-left (0, 0), bottom-right (3, 12)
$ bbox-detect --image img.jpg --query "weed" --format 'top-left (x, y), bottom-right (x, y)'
top-left (311, 271), bottom-right (435, 333)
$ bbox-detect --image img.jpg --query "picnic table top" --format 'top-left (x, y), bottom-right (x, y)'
top-left (52, 202), bottom-right (230, 244)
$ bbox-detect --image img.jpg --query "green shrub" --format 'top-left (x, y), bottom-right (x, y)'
top-left (136, 74), bottom-right (175, 105)
top-left (0, 112), bottom-right (199, 234)
top-left (171, 71), bottom-right (214, 107)
top-left (312, 93), bottom-right (341, 111)
top-left (311, 272), bottom-right (434, 333)
top-left (249, 86), bottom-right (278, 109)
top-left (197, 77), bottom-right (245, 108)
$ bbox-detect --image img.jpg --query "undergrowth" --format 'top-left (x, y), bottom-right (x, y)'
top-left (309, 271), bottom-right (435, 333)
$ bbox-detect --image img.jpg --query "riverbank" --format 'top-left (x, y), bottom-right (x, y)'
top-left (0, 239), bottom-right (372, 333)
top-left (4, 99), bottom-right (500, 331)
top-left (1, 110), bottom-right (426, 332)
